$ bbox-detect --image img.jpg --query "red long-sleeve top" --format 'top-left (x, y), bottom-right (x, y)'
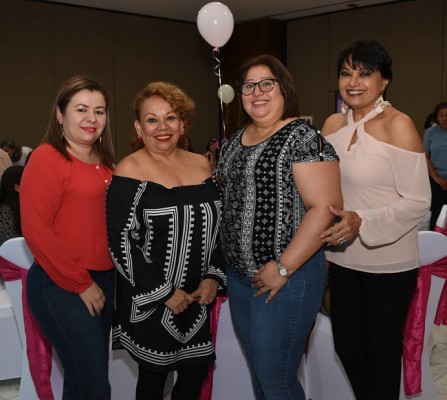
top-left (20, 144), bottom-right (113, 293)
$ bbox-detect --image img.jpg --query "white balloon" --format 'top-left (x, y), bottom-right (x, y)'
top-left (218, 84), bottom-right (235, 104)
top-left (197, 2), bottom-right (234, 48)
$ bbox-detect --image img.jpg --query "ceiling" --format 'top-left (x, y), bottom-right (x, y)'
top-left (42, 0), bottom-right (402, 23)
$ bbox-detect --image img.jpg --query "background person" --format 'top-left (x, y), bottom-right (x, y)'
top-left (106, 81), bottom-right (226, 400)
top-left (320, 39), bottom-right (431, 400)
top-left (21, 75), bottom-right (116, 400)
top-left (0, 148), bottom-right (12, 180)
top-left (217, 54), bottom-right (342, 400)
top-left (0, 139), bottom-right (33, 166)
top-left (0, 165), bottom-right (23, 245)
top-left (202, 138), bottom-right (219, 170)
top-left (423, 101), bottom-right (447, 230)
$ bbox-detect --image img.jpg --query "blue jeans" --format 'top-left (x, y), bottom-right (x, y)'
top-left (227, 250), bottom-right (327, 400)
top-left (26, 263), bottom-right (115, 400)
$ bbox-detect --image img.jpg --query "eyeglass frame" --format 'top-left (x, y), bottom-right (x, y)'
top-left (240, 78), bottom-right (279, 96)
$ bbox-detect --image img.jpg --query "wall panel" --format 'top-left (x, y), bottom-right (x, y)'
top-left (286, 0), bottom-right (447, 134)
top-left (0, 1), bottom-right (55, 146)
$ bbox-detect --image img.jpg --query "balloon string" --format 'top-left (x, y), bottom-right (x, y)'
top-left (213, 48), bottom-right (225, 139)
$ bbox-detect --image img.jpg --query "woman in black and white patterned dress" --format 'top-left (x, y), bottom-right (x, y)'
top-left (106, 82), bottom-right (226, 400)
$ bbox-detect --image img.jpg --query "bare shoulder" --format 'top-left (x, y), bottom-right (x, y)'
top-left (385, 107), bottom-right (423, 152)
top-left (113, 152), bottom-right (142, 177)
top-left (183, 149), bottom-right (212, 169)
top-left (321, 113), bottom-right (346, 137)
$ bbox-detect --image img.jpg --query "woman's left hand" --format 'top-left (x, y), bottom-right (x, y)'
top-left (320, 205), bottom-right (362, 246)
top-left (191, 278), bottom-right (218, 306)
top-left (252, 260), bottom-right (287, 303)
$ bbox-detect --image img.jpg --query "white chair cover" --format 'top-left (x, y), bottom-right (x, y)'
top-left (0, 237), bottom-right (41, 399)
top-left (399, 231), bottom-right (447, 399)
top-left (0, 237), bottom-right (139, 400)
top-left (211, 299), bottom-right (308, 399)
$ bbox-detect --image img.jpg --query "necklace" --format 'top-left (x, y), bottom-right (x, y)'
top-left (247, 120), bottom-right (281, 144)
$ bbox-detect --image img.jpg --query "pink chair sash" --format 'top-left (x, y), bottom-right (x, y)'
top-left (0, 256), bottom-right (54, 400)
top-left (434, 225), bottom-right (447, 235)
top-left (199, 295), bottom-right (227, 400)
top-left (402, 256), bottom-right (447, 396)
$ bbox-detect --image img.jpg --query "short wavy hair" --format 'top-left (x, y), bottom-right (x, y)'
top-left (133, 82), bottom-right (195, 133)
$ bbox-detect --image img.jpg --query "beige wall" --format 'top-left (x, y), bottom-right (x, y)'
top-left (287, 0), bottom-right (447, 135)
top-left (0, 1), bottom-right (219, 160)
top-left (0, 0), bottom-right (446, 159)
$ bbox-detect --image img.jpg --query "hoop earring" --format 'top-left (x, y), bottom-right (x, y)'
top-left (59, 122), bottom-right (64, 140)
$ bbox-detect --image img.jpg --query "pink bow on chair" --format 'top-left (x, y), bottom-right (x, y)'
top-left (0, 256), bottom-right (54, 400)
top-left (402, 255), bottom-right (447, 396)
top-left (199, 295), bottom-right (227, 400)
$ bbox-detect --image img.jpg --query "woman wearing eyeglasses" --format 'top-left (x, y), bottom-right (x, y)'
top-left (217, 54), bottom-right (342, 400)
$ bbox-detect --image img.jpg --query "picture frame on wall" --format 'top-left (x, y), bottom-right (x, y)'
top-left (300, 115), bottom-right (313, 125)
top-left (336, 91), bottom-right (344, 113)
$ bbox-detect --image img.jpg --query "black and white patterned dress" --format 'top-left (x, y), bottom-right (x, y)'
top-left (218, 119), bottom-right (338, 277)
top-left (106, 176), bottom-right (226, 373)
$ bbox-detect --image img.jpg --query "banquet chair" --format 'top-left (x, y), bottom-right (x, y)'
top-left (1, 237), bottom-right (140, 400)
top-left (305, 312), bottom-right (355, 400)
top-left (399, 230), bottom-right (447, 399)
top-left (0, 237), bottom-right (43, 399)
top-left (212, 299), bottom-right (308, 399)
top-left (305, 230), bottom-right (447, 400)
top-left (0, 284), bottom-right (22, 380)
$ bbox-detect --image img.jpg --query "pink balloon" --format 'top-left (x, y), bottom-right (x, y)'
top-left (197, 2), bottom-right (234, 48)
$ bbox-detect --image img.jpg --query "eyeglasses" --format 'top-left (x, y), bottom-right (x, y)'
top-left (240, 79), bottom-right (278, 96)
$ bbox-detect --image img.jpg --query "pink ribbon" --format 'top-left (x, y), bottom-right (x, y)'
top-left (434, 225), bottom-right (447, 235)
top-left (0, 256), bottom-right (54, 400)
top-left (199, 295), bottom-right (227, 400)
top-left (402, 256), bottom-right (447, 395)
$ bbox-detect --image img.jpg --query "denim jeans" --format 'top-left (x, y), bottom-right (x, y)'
top-left (227, 250), bottom-right (327, 400)
top-left (26, 263), bottom-right (115, 400)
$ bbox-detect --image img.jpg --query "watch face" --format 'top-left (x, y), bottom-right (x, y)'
top-left (279, 268), bottom-right (287, 277)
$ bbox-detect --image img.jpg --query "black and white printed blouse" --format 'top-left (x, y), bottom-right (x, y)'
top-left (217, 119), bottom-right (338, 277)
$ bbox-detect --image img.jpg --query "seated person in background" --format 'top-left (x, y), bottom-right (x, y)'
top-left (0, 148), bottom-right (12, 180)
top-left (0, 166), bottom-right (24, 245)
top-left (177, 134), bottom-right (195, 152)
top-left (202, 138), bottom-right (219, 170)
top-left (0, 140), bottom-right (33, 166)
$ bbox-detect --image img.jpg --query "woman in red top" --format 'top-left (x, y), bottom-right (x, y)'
top-left (21, 75), bottom-right (116, 400)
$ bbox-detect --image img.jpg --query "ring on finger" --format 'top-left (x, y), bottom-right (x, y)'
top-left (338, 236), bottom-right (347, 245)
top-left (204, 300), bottom-right (210, 305)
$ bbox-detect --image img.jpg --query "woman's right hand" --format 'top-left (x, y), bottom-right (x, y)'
top-left (79, 282), bottom-right (106, 317)
top-left (165, 288), bottom-right (194, 315)
top-left (434, 176), bottom-right (447, 191)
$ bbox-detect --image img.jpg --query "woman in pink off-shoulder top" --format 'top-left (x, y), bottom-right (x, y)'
top-left (320, 39), bottom-right (431, 400)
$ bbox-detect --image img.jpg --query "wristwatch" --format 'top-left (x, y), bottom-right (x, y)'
top-left (276, 258), bottom-right (290, 278)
